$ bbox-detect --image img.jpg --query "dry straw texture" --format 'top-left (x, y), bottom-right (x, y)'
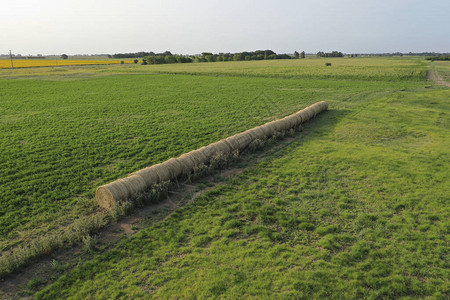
top-left (96, 101), bottom-right (328, 208)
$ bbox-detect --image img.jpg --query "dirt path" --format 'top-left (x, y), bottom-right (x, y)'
top-left (427, 63), bottom-right (450, 87)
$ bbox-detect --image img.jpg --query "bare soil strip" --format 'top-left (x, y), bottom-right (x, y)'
top-left (427, 64), bottom-right (450, 87)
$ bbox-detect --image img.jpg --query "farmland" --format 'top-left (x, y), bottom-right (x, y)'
top-left (0, 57), bottom-right (449, 298)
top-left (0, 59), bottom-right (134, 69)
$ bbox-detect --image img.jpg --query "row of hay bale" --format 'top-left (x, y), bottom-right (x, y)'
top-left (96, 101), bottom-right (328, 209)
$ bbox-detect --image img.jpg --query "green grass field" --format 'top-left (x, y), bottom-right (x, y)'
top-left (0, 57), bottom-right (448, 298)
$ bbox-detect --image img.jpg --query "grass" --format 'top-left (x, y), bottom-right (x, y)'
top-left (0, 59), bottom-right (425, 251)
top-left (36, 86), bottom-right (449, 299)
top-left (1, 57), bottom-right (448, 298)
top-left (143, 57), bottom-right (427, 81)
top-left (0, 59), bottom-right (135, 69)
top-left (434, 61), bottom-right (450, 82)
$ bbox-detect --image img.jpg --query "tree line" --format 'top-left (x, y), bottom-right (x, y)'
top-left (425, 55), bottom-right (450, 61)
top-left (137, 50), bottom-right (307, 65)
top-left (316, 51), bottom-right (344, 57)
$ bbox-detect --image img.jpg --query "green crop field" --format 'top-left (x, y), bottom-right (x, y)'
top-left (0, 57), bottom-right (448, 298)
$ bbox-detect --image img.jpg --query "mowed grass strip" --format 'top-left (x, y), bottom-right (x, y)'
top-left (36, 87), bottom-right (449, 299)
top-left (0, 59), bottom-right (135, 69)
top-left (143, 57), bottom-right (427, 81)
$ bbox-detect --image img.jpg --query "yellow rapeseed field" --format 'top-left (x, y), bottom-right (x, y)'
top-left (0, 59), bottom-right (135, 69)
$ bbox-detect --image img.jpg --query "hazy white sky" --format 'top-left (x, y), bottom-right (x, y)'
top-left (1, 0), bottom-right (449, 55)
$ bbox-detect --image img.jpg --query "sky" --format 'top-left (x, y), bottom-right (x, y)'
top-left (1, 0), bottom-right (449, 55)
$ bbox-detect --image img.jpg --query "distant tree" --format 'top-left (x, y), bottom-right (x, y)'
top-left (134, 59), bottom-right (138, 64)
top-left (233, 54), bottom-right (244, 61)
top-left (165, 55), bottom-right (177, 64)
top-left (204, 55), bottom-right (216, 62)
top-left (107, 55), bottom-right (112, 58)
top-left (276, 54), bottom-right (292, 59)
top-left (294, 51), bottom-right (299, 59)
top-left (300, 51), bottom-right (305, 59)
top-left (61, 54), bottom-right (68, 60)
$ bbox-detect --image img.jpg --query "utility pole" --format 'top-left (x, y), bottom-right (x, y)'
top-left (9, 50), bottom-right (14, 69)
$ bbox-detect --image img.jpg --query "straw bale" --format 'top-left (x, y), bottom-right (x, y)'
top-left (311, 104), bottom-right (321, 116)
top-left (96, 100), bottom-right (329, 210)
top-left (185, 150), bottom-right (208, 166)
top-left (282, 117), bottom-right (295, 129)
top-left (225, 134), bottom-right (240, 150)
top-left (228, 133), bottom-right (253, 149)
top-left (212, 140), bottom-right (232, 154)
top-left (304, 108), bottom-right (313, 120)
top-left (201, 141), bottom-right (231, 159)
top-left (96, 180), bottom-right (129, 209)
top-left (131, 166), bottom-right (159, 187)
top-left (285, 116), bottom-right (298, 128)
top-left (258, 124), bottom-right (273, 137)
top-left (311, 105), bottom-right (319, 116)
top-left (244, 129), bottom-right (258, 140)
top-left (266, 120), bottom-right (283, 132)
top-left (248, 127), bottom-right (266, 139)
top-left (195, 147), bottom-right (213, 164)
top-left (177, 154), bottom-right (196, 170)
top-left (164, 158), bottom-right (184, 178)
top-left (292, 112), bottom-right (304, 124)
top-left (120, 175), bottom-right (147, 195)
top-left (152, 163), bottom-right (171, 182)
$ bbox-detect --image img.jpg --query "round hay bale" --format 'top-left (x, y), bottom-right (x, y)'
top-left (277, 118), bottom-right (291, 131)
top-left (186, 150), bottom-right (208, 166)
top-left (194, 148), bottom-right (211, 164)
top-left (303, 109), bottom-right (313, 121)
top-left (131, 166), bottom-right (159, 187)
top-left (225, 134), bottom-right (240, 150)
top-left (234, 133), bottom-right (253, 149)
top-left (261, 123), bottom-right (277, 136)
top-left (265, 120), bottom-right (282, 132)
top-left (96, 180), bottom-right (129, 209)
top-left (248, 127), bottom-right (266, 139)
top-left (220, 139), bottom-right (234, 153)
top-left (177, 154), bottom-right (196, 171)
top-left (244, 129), bottom-right (258, 140)
top-left (199, 145), bottom-right (215, 158)
top-left (293, 112), bottom-right (304, 124)
top-left (211, 140), bottom-right (232, 154)
top-left (200, 142), bottom-right (230, 159)
top-left (288, 115), bottom-right (300, 127)
top-left (164, 158), bottom-right (184, 178)
top-left (311, 104), bottom-right (321, 116)
top-left (120, 175), bottom-right (147, 195)
top-left (285, 116), bottom-right (298, 128)
top-left (153, 163), bottom-right (171, 182)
